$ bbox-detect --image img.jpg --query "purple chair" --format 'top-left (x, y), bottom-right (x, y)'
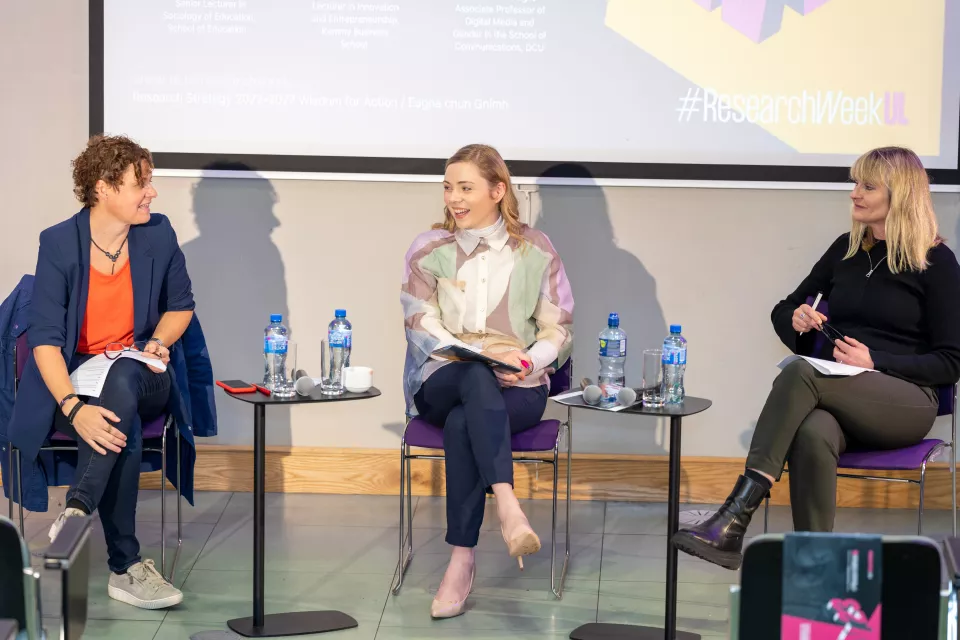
top-left (6, 333), bottom-right (184, 580)
top-left (763, 299), bottom-right (958, 536)
top-left (391, 359), bottom-right (574, 599)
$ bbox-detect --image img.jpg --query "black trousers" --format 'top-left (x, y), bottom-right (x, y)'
top-left (55, 358), bottom-right (171, 573)
top-left (414, 362), bottom-right (548, 547)
top-left (746, 360), bottom-right (938, 532)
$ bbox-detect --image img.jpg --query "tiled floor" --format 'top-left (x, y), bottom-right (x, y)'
top-left (4, 489), bottom-right (956, 639)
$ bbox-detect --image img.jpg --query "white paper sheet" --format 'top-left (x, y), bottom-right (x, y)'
top-left (69, 351), bottom-right (167, 398)
top-left (777, 355), bottom-right (874, 377)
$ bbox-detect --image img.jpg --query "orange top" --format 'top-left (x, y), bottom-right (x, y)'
top-left (77, 261), bottom-right (135, 355)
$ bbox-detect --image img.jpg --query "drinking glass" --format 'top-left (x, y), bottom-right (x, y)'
top-left (642, 349), bottom-right (664, 407)
top-left (272, 341), bottom-right (297, 398)
top-left (319, 339), bottom-right (344, 395)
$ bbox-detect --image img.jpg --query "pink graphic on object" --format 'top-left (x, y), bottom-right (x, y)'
top-left (827, 598), bottom-right (870, 628)
top-left (782, 604), bottom-right (881, 640)
top-left (690, 0), bottom-right (834, 42)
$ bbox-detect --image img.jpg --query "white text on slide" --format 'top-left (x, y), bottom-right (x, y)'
top-left (676, 87), bottom-right (910, 127)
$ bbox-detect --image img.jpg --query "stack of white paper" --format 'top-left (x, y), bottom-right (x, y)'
top-left (69, 351), bottom-right (167, 398)
top-left (777, 355), bottom-right (874, 377)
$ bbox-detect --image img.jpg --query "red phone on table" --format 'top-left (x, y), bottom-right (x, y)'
top-left (215, 380), bottom-right (256, 394)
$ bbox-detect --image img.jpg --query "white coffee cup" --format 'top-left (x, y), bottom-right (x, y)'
top-left (343, 366), bottom-right (373, 393)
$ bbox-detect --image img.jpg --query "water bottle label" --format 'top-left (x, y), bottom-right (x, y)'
top-left (329, 329), bottom-right (346, 348)
top-left (661, 347), bottom-right (687, 365)
top-left (599, 338), bottom-right (626, 357)
top-left (343, 329), bottom-right (352, 350)
top-left (264, 336), bottom-right (287, 355)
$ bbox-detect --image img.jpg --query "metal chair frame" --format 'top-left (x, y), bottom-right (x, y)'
top-left (6, 339), bottom-right (183, 581)
top-left (391, 404), bottom-right (574, 599)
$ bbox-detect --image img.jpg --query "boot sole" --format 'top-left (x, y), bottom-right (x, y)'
top-left (672, 532), bottom-right (742, 570)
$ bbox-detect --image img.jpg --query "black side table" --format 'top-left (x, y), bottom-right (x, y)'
top-left (222, 386), bottom-right (381, 638)
top-left (557, 395), bottom-right (712, 640)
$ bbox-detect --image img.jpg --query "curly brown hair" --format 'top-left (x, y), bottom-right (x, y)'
top-left (72, 135), bottom-right (154, 207)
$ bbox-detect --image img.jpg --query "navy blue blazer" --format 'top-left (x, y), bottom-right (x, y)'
top-left (6, 208), bottom-right (211, 508)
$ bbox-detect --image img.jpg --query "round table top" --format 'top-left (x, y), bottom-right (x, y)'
top-left (552, 394), bottom-right (712, 418)
top-left (223, 386), bottom-right (381, 405)
top-left (621, 396), bottom-right (712, 417)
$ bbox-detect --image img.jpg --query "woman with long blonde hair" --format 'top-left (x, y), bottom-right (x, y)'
top-left (673, 146), bottom-right (960, 570)
top-left (401, 144), bottom-right (573, 618)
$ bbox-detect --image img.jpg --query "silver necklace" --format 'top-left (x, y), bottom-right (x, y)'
top-left (866, 252), bottom-right (887, 278)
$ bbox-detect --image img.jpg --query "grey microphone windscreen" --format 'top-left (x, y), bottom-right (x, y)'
top-left (582, 385), bottom-right (603, 405)
top-left (617, 387), bottom-right (637, 407)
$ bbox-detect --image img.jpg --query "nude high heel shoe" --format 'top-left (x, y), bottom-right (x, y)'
top-left (500, 520), bottom-right (541, 570)
top-left (430, 565), bottom-right (476, 619)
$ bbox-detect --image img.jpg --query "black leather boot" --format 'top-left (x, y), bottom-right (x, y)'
top-left (671, 474), bottom-right (768, 570)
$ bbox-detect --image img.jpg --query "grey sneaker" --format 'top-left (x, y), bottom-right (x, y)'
top-left (48, 507), bottom-right (87, 543)
top-left (107, 559), bottom-right (183, 609)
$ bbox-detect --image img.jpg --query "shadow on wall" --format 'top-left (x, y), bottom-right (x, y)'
top-left (180, 162), bottom-right (292, 455)
top-left (535, 164), bottom-right (668, 383)
top-left (535, 163), bottom-right (674, 468)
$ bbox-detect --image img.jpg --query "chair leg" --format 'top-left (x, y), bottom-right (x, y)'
top-left (549, 446), bottom-right (559, 599)
top-left (392, 443), bottom-right (405, 594)
top-left (919, 460), bottom-right (928, 536)
top-left (763, 496), bottom-right (769, 534)
top-left (406, 443), bottom-right (413, 556)
top-left (161, 422), bottom-right (167, 578)
top-left (953, 441), bottom-right (957, 537)
top-left (953, 385), bottom-right (958, 537)
top-left (392, 442), bottom-right (414, 595)
top-left (15, 447), bottom-right (25, 535)
top-left (552, 418), bottom-right (572, 599)
top-left (7, 445), bottom-right (13, 523)
top-left (170, 422), bottom-right (183, 583)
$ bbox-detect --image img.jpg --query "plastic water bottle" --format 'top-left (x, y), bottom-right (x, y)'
top-left (598, 313), bottom-right (627, 408)
top-left (661, 325), bottom-right (687, 404)
top-left (323, 309), bottom-right (352, 393)
top-left (262, 314), bottom-right (289, 390)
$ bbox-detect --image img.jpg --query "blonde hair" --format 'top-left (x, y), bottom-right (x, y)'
top-left (846, 146), bottom-right (940, 273)
top-left (434, 144), bottom-right (526, 247)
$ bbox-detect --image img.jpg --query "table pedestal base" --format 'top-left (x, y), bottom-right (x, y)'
top-left (227, 611), bottom-right (358, 638)
top-left (570, 622), bottom-right (701, 640)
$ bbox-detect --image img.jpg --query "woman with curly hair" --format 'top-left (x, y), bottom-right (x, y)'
top-left (9, 134), bottom-right (195, 609)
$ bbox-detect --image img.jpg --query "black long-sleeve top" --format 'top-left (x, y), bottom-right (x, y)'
top-left (771, 233), bottom-right (960, 389)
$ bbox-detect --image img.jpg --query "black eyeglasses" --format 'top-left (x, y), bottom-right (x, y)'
top-left (104, 341), bottom-right (148, 360)
top-left (819, 322), bottom-right (846, 344)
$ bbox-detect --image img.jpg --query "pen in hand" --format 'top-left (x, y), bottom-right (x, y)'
top-left (810, 292), bottom-right (823, 328)
top-left (797, 291), bottom-right (825, 335)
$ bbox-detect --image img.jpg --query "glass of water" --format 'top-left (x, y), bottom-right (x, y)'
top-left (642, 349), bottom-right (664, 407)
top-left (319, 339), bottom-right (344, 395)
top-left (273, 340), bottom-right (297, 398)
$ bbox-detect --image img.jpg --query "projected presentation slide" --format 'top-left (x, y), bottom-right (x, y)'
top-left (98, 0), bottom-right (960, 174)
